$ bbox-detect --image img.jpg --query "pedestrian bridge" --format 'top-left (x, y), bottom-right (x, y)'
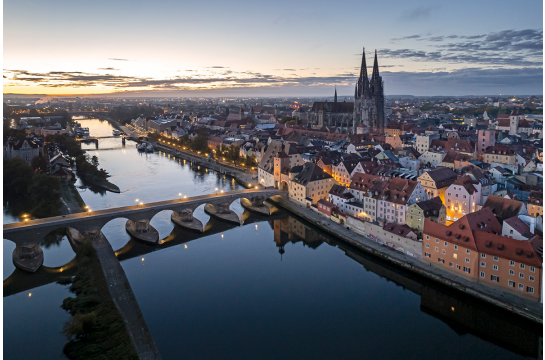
top-left (4, 188), bottom-right (286, 247)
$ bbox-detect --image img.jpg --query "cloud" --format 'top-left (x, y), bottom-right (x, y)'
top-left (109, 58), bottom-right (128, 61)
top-left (98, 67), bottom-right (119, 71)
top-left (205, 66), bottom-right (229, 68)
top-left (391, 35), bottom-right (421, 41)
top-left (401, 5), bottom-right (438, 21)
top-left (380, 28), bottom-right (543, 67)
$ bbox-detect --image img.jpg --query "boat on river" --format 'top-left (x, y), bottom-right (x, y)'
top-left (145, 144), bottom-right (154, 153)
top-left (137, 143), bottom-right (146, 152)
top-left (112, 129), bottom-right (121, 136)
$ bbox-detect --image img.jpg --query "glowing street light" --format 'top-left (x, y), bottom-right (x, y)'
top-left (179, 193), bottom-right (182, 199)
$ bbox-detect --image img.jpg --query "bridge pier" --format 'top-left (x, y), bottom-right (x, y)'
top-left (240, 197), bottom-right (273, 216)
top-left (205, 203), bottom-right (243, 225)
top-left (125, 219), bottom-right (159, 244)
top-left (13, 243), bottom-right (44, 273)
top-left (171, 209), bottom-right (203, 232)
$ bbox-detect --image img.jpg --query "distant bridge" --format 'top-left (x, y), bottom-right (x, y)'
top-left (68, 111), bottom-right (109, 117)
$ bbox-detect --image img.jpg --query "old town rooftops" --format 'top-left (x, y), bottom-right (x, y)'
top-left (424, 207), bottom-right (502, 252)
top-left (452, 175), bottom-right (479, 195)
top-left (482, 195), bottom-right (525, 222)
top-left (424, 167), bottom-right (458, 188)
top-left (504, 216), bottom-right (533, 238)
top-left (379, 178), bottom-right (419, 205)
top-left (329, 184), bottom-right (348, 197)
top-left (383, 223), bottom-right (414, 237)
top-left (415, 196), bottom-right (444, 217)
top-left (349, 173), bottom-right (384, 193)
top-left (484, 146), bottom-right (515, 155)
top-left (528, 191), bottom-right (543, 206)
top-left (292, 162), bottom-right (332, 186)
top-left (473, 231), bottom-right (542, 267)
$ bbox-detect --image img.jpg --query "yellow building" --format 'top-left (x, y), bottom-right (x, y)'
top-left (528, 191), bottom-right (543, 217)
top-left (417, 167), bottom-right (458, 200)
top-left (483, 146), bottom-right (516, 166)
top-left (289, 162), bottom-right (337, 206)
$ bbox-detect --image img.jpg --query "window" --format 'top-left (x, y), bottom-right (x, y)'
top-left (466, 249), bottom-right (470, 254)
top-left (480, 271), bottom-right (485, 278)
top-left (465, 258), bottom-right (470, 263)
top-left (463, 267), bottom-right (471, 274)
top-left (519, 273), bottom-right (524, 279)
top-left (491, 275), bottom-right (499, 282)
top-left (449, 262), bottom-right (454, 267)
top-left (481, 253), bottom-right (486, 258)
top-left (456, 265), bottom-right (461, 270)
top-left (509, 270), bottom-right (514, 275)
top-left (435, 247), bottom-right (439, 252)
top-left (493, 265), bottom-right (498, 271)
top-left (480, 262), bottom-right (486, 267)
top-left (425, 253), bottom-right (431, 258)
top-left (508, 280), bottom-right (515, 287)
top-left (435, 239), bottom-right (439, 243)
top-left (510, 261), bottom-right (515, 266)
top-left (493, 256), bottom-right (499, 261)
top-left (425, 244), bottom-right (429, 249)
top-left (454, 245), bottom-right (458, 250)
top-left (520, 264), bottom-right (525, 270)
top-left (530, 266), bottom-right (535, 273)
top-left (518, 284), bottom-right (524, 291)
top-left (529, 276), bottom-right (534, 282)
top-left (527, 286), bottom-right (534, 294)
top-left (438, 258), bottom-right (445, 263)
top-left (444, 241), bottom-right (448, 246)
top-left (453, 254), bottom-right (458, 259)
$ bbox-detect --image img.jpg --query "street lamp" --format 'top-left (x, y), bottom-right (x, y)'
top-left (215, 187), bottom-right (218, 195)
top-left (179, 193), bottom-right (182, 199)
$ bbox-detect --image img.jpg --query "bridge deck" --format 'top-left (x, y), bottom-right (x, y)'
top-left (3, 189), bottom-right (286, 233)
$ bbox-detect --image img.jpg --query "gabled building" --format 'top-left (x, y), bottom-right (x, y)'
top-left (444, 176), bottom-right (481, 223)
top-left (289, 162), bottom-right (336, 206)
top-left (481, 195), bottom-right (528, 222)
top-left (4, 137), bottom-right (41, 165)
top-left (406, 196), bottom-right (446, 238)
top-left (376, 178), bottom-right (426, 225)
top-left (417, 167), bottom-right (458, 199)
top-left (527, 191), bottom-right (543, 217)
top-left (349, 173), bottom-right (385, 222)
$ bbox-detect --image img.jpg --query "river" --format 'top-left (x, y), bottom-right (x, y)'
top-left (3, 118), bottom-right (541, 359)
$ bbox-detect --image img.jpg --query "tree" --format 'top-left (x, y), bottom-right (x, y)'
top-left (4, 157), bottom-right (35, 198)
top-left (91, 156), bottom-right (99, 168)
top-left (31, 154), bottom-right (49, 173)
top-left (226, 144), bottom-right (240, 163)
top-left (29, 175), bottom-right (62, 217)
top-left (245, 154), bottom-right (257, 168)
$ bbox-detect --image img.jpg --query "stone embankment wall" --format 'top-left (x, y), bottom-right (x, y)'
top-left (345, 216), bottom-right (423, 259)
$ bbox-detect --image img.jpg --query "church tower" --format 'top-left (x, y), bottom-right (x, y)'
top-left (353, 48), bottom-right (386, 134)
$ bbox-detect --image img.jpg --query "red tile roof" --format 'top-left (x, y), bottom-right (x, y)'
top-left (473, 231), bottom-right (542, 267)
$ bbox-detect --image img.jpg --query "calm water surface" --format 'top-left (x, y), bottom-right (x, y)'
top-left (3, 119), bottom-right (541, 359)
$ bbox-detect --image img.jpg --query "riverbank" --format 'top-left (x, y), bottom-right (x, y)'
top-left (60, 239), bottom-right (140, 360)
top-left (79, 173), bottom-right (121, 193)
top-left (152, 142), bottom-right (258, 189)
top-left (91, 232), bottom-right (162, 359)
top-left (268, 196), bottom-right (543, 324)
top-left (60, 183), bottom-right (87, 215)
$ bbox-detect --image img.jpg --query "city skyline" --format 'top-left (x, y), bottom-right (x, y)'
top-left (3, 0), bottom-right (543, 96)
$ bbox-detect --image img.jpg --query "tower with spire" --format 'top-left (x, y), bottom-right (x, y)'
top-left (353, 48), bottom-right (386, 134)
top-left (334, 86), bottom-right (338, 103)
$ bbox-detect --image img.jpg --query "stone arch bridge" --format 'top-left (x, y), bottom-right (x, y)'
top-left (4, 189), bottom-right (285, 270)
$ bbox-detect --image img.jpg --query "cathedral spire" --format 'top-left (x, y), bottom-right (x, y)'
top-left (359, 47), bottom-right (368, 81)
top-left (334, 86), bottom-right (337, 103)
top-left (371, 49), bottom-right (380, 81)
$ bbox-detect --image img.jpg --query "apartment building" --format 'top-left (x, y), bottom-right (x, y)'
top-left (418, 167), bottom-right (458, 199)
top-left (376, 178), bottom-right (426, 225)
top-left (444, 176), bottom-right (481, 223)
top-left (477, 130), bottom-right (496, 160)
top-left (406, 196), bottom-right (446, 238)
top-left (527, 191), bottom-right (543, 217)
top-left (483, 146), bottom-right (516, 166)
top-left (349, 173), bottom-right (386, 222)
top-left (289, 162), bottom-right (336, 206)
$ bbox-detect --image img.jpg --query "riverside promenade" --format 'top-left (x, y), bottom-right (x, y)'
top-left (268, 196), bottom-right (543, 324)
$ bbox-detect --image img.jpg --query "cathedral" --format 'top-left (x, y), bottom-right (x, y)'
top-left (353, 48), bottom-right (386, 134)
top-left (308, 47), bottom-right (386, 134)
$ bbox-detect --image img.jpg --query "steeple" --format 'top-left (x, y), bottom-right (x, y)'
top-left (334, 87), bottom-right (338, 103)
top-left (371, 49), bottom-right (380, 81)
top-left (359, 47), bottom-right (368, 81)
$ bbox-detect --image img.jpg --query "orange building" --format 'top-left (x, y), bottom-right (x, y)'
top-left (423, 208), bottom-right (542, 301)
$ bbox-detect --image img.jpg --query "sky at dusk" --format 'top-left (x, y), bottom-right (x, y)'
top-left (3, 0), bottom-right (543, 96)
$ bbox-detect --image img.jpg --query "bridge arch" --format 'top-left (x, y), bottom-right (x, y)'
top-left (100, 217), bottom-right (134, 252)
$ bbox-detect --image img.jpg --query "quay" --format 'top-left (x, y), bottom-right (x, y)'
top-left (267, 196), bottom-right (543, 324)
